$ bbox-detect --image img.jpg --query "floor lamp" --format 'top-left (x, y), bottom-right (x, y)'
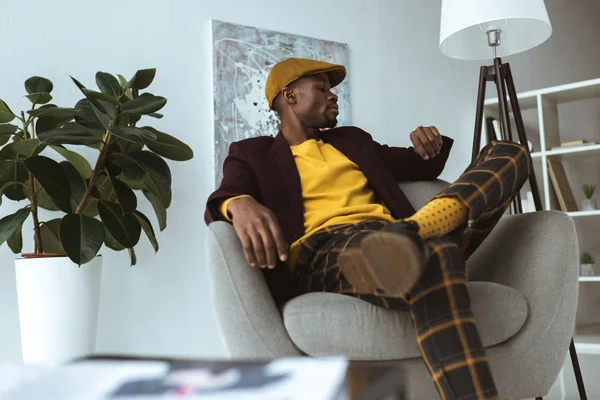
top-left (439, 1), bottom-right (587, 399)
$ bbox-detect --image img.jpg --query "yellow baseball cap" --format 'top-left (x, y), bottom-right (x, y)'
top-left (265, 57), bottom-right (346, 109)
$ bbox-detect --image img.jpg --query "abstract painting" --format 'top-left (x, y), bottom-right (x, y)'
top-left (211, 20), bottom-right (351, 186)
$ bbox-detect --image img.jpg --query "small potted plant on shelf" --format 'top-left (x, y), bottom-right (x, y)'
top-left (0, 69), bottom-right (193, 365)
top-left (580, 252), bottom-right (596, 276)
top-left (581, 184), bottom-right (596, 211)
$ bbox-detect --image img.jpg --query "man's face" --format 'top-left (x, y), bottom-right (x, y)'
top-left (290, 73), bottom-right (339, 129)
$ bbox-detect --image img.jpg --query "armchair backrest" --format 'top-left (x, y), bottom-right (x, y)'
top-left (398, 179), bottom-right (450, 210)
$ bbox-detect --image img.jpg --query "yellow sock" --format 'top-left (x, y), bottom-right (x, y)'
top-left (405, 197), bottom-right (469, 239)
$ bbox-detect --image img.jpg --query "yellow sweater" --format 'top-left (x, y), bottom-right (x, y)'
top-left (221, 138), bottom-right (396, 264)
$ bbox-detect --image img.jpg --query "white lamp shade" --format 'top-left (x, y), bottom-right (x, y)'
top-left (439, 0), bottom-right (552, 60)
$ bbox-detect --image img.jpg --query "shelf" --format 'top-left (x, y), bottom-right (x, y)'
top-left (575, 323), bottom-right (600, 355)
top-left (566, 210), bottom-right (600, 218)
top-left (542, 78), bottom-right (600, 104)
top-left (546, 144), bottom-right (600, 158)
top-left (484, 94), bottom-right (538, 111)
top-left (530, 144), bottom-right (600, 160)
top-left (484, 77), bottom-right (600, 107)
top-left (579, 276), bottom-right (600, 282)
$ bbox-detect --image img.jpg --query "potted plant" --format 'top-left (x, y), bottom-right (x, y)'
top-left (0, 69), bottom-right (193, 364)
top-left (580, 252), bottom-right (596, 276)
top-left (581, 184), bottom-right (596, 211)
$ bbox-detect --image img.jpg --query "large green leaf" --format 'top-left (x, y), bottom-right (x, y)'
top-left (142, 173), bottom-right (171, 208)
top-left (91, 174), bottom-right (112, 200)
top-left (108, 125), bottom-right (156, 144)
top-left (28, 107), bottom-right (77, 119)
top-left (0, 181), bottom-right (27, 205)
top-left (0, 159), bottom-right (29, 201)
top-left (121, 95), bottom-right (166, 115)
top-left (7, 221), bottom-right (23, 254)
top-left (0, 207), bottom-right (30, 247)
top-left (105, 157), bottom-right (123, 177)
top-left (0, 139), bottom-right (42, 160)
top-left (37, 186), bottom-right (60, 211)
top-left (0, 124), bottom-right (18, 135)
top-left (143, 188), bottom-right (166, 231)
top-left (97, 201), bottom-right (141, 248)
top-left (60, 161), bottom-right (86, 205)
top-left (104, 226), bottom-right (125, 251)
top-left (35, 108), bottom-right (76, 135)
top-left (144, 127), bottom-right (193, 161)
top-left (87, 90), bottom-right (119, 108)
top-left (25, 76), bottom-right (53, 94)
top-left (110, 151), bottom-right (171, 193)
top-left (96, 72), bottom-right (120, 97)
top-left (51, 145), bottom-right (93, 179)
top-left (90, 100), bottom-right (113, 129)
top-left (118, 75), bottom-right (134, 102)
top-left (0, 160), bottom-right (29, 182)
top-left (59, 214), bottom-right (105, 265)
top-left (0, 100), bottom-right (16, 123)
top-left (74, 99), bottom-right (105, 132)
top-left (25, 93), bottom-right (53, 105)
top-left (39, 219), bottom-right (64, 253)
top-left (117, 74), bottom-right (128, 86)
top-left (134, 210), bottom-right (158, 252)
top-left (69, 76), bottom-right (110, 116)
top-left (0, 123), bottom-right (18, 145)
top-left (109, 175), bottom-right (137, 213)
top-left (125, 69), bottom-right (156, 90)
top-left (117, 171), bottom-right (145, 191)
top-left (116, 111), bottom-right (140, 127)
top-left (23, 156), bottom-right (72, 213)
top-left (128, 247), bottom-right (137, 266)
top-left (80, 198), bottom-right (99, 217)
top-left (38, 123), bottom-right (103, 145)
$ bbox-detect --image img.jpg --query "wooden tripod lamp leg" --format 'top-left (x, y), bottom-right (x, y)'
top-left (503, 63), bottom-right (542, 212)
top-left (472, 59), bottom-right (588, 400)
top-left (472, 65), bottom-right (489, 163)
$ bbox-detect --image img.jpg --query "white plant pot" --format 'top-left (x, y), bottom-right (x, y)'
top-left (580, 263), bottom-right (596, 276)
top-left (15, 255), bottom-right (102, 365)
top-left (581, 198), bottom-right (597, 211)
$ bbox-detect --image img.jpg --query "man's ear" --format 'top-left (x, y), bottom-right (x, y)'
top-left (281, 87), bottom-right (297, 105)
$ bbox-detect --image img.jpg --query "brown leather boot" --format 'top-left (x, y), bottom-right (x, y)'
top-left (338, 221), bottom-right (428, 297)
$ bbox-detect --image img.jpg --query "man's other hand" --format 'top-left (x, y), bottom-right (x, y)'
top-left (410, 126), bottom-right (443, 160)
top-left (228, 197), bottom-right (289, 269)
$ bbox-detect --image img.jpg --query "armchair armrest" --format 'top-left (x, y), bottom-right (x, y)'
top-left (467, 211), bottom-right (579, 390)
top-left (205, 222), bottom-right (301, 359)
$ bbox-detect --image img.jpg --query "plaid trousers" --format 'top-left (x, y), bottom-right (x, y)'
top-left (293, 141), bottom-right (531, 400)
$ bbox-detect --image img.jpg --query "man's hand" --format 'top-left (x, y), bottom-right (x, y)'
top-left (410, 126), bottom-right (444, 160)
top-left (228, 196), bottom-right (289, 269)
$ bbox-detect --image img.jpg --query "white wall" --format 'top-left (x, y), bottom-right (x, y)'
top-left (0, 0), bottom-right (598, 363)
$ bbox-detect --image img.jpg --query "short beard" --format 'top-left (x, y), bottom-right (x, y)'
top-left (324, 116), bottom-right (338, 128)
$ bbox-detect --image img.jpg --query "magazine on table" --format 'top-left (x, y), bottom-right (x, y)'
top-left (0, 358), bottom-right (349, 400)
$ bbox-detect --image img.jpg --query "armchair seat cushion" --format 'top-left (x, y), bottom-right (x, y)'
top-left (283, 281), bottom-right (528, 361)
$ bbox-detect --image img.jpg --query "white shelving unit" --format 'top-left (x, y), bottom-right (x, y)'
top-left (579, 277), bottom-right (600, 282)
top-left (484, 77), bottom-right (600, 355)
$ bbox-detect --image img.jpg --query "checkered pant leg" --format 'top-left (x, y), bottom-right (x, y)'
top-left (433, 140), bottom-right (531, 258)
top-left (294, 221), bottom-right (409, 310)
top-left (409, 238), bottom-right (499, 400)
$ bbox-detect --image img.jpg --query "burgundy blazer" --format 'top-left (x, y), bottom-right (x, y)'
top-left (204, 126), bottom-right (453, 304)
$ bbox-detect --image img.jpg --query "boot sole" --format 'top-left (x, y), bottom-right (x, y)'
top-left (338, 232), bottom-right (424, 297)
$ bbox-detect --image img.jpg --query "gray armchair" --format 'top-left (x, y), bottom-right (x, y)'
top-left (205, 180), bottom-right (579, 399)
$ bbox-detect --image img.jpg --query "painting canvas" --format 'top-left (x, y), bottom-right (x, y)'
top-left (211, 20), bottom-right (351, 186)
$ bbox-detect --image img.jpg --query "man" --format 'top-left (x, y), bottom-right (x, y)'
top-left (205, 58), bottom-right (530, 400)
